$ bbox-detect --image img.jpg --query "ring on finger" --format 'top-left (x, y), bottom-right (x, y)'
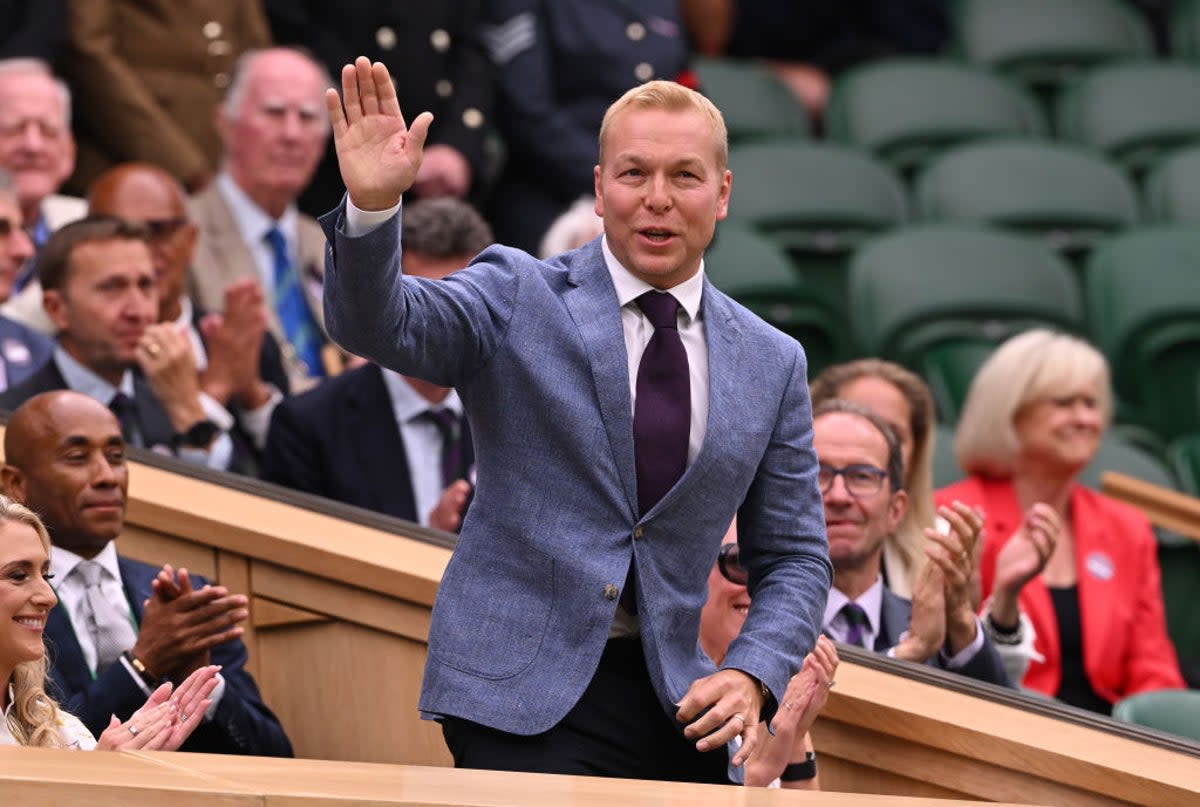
top-left (180, 713), bottom-right (189, 722)
top-left (729, 714), bottom-right (746, 726)
top-left (146, 343), bottom-right (161, 358)
top-left (127, 724), bottom-right (140, 736)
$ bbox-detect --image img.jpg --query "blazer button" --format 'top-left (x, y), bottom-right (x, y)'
top-left (633, 526), bottom-right (644, 540)
top-left (603, 583), bottom-right (619, 600)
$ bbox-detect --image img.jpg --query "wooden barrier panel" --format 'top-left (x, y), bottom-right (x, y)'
top-left (3, 439), bottom-right (1198, 805)
top-left (1103, 471), bottom-right (1200, 543)
top-left (0, 746), bottom-right (1052, 807)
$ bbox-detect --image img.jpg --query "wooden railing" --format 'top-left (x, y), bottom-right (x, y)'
top-left (5, 439), bottom-right (1199, 805)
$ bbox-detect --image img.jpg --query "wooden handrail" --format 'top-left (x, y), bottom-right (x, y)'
top-left (1102, 471), bottom-right (1200, 543)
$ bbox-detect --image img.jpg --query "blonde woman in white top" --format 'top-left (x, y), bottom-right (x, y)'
top-left (0, 495), bottom-right (217, 749)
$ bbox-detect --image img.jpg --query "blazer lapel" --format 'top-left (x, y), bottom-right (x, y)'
top-left (350, 366), bottom-right (417, 519)
top-left (561, 245), bottom-right (638, 518)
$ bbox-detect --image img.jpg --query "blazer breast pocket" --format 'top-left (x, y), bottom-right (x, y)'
top-left (430, 538), bottom-right (556, 680)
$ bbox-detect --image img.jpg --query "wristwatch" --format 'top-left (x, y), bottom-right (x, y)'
top-left (174, 419), bottom-right (219, 449)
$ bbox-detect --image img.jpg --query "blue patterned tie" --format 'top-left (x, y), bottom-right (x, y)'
top-left (265, 226), bottom-right (324, 378)
top-left (841, 602), bottom-right (871, 648)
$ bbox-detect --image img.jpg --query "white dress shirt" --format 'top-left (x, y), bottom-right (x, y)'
top-left (216, 172), bottom-right (304, 303)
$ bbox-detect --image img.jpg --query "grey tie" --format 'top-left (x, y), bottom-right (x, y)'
top-left (74, 560), bottom-right (136, 673)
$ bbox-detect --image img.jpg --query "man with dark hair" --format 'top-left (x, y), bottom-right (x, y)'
top-left (262, 197), bottom-right (491, 529)
top-left (0, 389), bottom-right (292, 756)
top-left (0, 217), bottom-right (235, 468)
top-left (811, 399), bottom-right (1010, 686)
top-left (88, 162), bottom-right (291, 471)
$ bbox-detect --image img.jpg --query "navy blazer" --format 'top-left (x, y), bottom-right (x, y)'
top-left (43, 554), bottom-right (293, 756)
top-left (0, 359), bottom-right (176, 452)
top-left (323, 206), bottom-right (833, 736)
top-left (261, 362), bottom-right (474, 521)
top-left (876, 585), bottom-right (1012, 688)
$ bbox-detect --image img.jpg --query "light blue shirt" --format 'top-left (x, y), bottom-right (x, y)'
top-left (215, 172), bottom-right (301, 302)
top-left (381, 370), bottom-right (464, 526)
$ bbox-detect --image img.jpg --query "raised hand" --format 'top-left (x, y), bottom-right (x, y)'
top-left (326, 57), bottom-right (434, 210)
top-left (991, 503), bottom-right (1060, 628)
top-left (199, 279), bottom-right (271, 409)
top-left (895, 561), bottom-right (946, 664)
top-left (136, 322), bottom-right (207, 434)
top-left (925, 502), bottom-right (985, 653)
top-left (133, 579), bottom-right (248, 682)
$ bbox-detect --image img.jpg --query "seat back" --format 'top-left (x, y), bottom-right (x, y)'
top-left (1112, 690), bottom-right (1200, 741)
top-left (1142, 145), bottom-right (1200, 224)
top-left (693, 56), bottom-right (811, 144)
top-left (931, 422), bottom-right (965, 489)
top-left (914, 138), bottom-right (1139, 255)
top-left (1085, 227), bottom-right (1200, 439)
top-left (1056, 62), bottom-right (1200, 173)
top-left (704, 223), bottom-right (847, 373)
top-left (848, 225), bottom-right (1083, 365)
top-left (953, 0), bottom-right (1153, 89)
top-left (826, 59), bottom-right (1047, 175)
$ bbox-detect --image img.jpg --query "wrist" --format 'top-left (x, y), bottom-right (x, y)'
top-left (946, 613), bottom-right (978, 654)
top-left (166, 402), bottom-right (208, 433)
top-left (123, 650), bottom-right (165, 688)
top-left (990, 589), bottom-right (1021, 628)
top-left (780, 751), bottom-right (817, 782)
top-left (235, 379), bottom-right (272, 410)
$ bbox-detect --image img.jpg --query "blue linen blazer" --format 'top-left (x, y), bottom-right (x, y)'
top-left (322, 205), bottom-right (832, 735)
top-left (43, 555), bottom-right (293, 756)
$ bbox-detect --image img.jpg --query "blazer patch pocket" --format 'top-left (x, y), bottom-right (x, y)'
top-left (430, 540), bottom-right (555, 680)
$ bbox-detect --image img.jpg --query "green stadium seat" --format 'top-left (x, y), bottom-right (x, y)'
top-left (848, 226), bottom-right (1084, 370)
top-left (726, 141), bottom-right (908, 311)
top-left (826, 59), bottom-right (1047, 176)
top-left (1142, 145), bottom-right (1200, 223)
top-left (953, 0), bottom-right (1153, 91)
top-left (1055, 62), bottom-right (1200, 173)
top-left (1172, 0), bottom-right (1200, 61)
top-left (1112, 690), bottom-right (1200, 741)
top-left (1167, 433), bottom-right (1200, 497)
top-left (1078, 434), bottom-right (1178, 494)
top-left (1085, 227), bottom-right (1200, 440)
top-left (921, 340), bottom-right (995, 423)
top-left (704, 223), bottom-right (847, 374)
top-left (693, 56), bottom-right (811, 144)
top-left (914, 139), bottom-right (1139, 257)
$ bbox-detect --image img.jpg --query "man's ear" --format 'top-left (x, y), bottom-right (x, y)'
top-left (43, 288), bottom-right (69, 332)
top-left (887, 488), bottom-right (909, 534)
top-left (1, 464), bottom-right (28, 504)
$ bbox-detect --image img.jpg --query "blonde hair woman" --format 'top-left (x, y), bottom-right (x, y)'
top-left (1, 496), bottom-right (217, 748)
top-left (936, 330), bottom-right (1185, 712)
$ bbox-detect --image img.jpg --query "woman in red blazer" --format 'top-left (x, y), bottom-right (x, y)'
top-left (935, 330), bottom-right (1184, 713)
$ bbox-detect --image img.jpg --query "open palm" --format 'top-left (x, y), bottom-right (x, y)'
top-left (325, 57), bottom-right (434, 211)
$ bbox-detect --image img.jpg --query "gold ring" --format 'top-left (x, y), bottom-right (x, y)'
top-left (730, 714), bottom-right (745, 725)
top-left (146, 343), bottom-right (161, 358)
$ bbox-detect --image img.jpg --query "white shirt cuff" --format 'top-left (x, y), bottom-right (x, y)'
top-left (203, 673), bottom-right (226, 721)
top-left (941, 615), bottom-right (987, 668)
top-left (345, 197), bottom-right (401, 237)
top-left (237, 386), bottom-right (283, 450)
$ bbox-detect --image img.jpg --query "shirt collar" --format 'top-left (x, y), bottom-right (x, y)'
top-left (53, 346), bottom-right (134, 402)
top-left (600, 235), bottom-right (704, 323)
top-left (216, 171), bottom-right (299, 248)
top-left (50, 541), bottom-right (122, 590)
top-left (824, 574), bottom-right (885, 637)
top-left (381, 368), bottom-right (463, 423)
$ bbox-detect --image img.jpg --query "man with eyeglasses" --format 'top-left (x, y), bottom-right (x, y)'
top-left (189, 47), bottom-right (340, 393)
top-left (811, 399), bottom-right (1010, 686)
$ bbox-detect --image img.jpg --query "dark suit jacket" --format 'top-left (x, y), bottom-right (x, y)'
top-left (261, 363), bottom-right (474, 523)
top-left (876, 584), bottom-right (1012, 688)
top-left (0, 359), bottom-right (176, 453)
top-left (44, 554), bottom-right (292, 756)
top-left (0, 314), bottom-right (53, 391)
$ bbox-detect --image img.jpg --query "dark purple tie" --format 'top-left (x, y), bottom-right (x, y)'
top-left (422, 408), bottom-right (466, 488)
top-left (622, 291), bottom-right (690, 614)
top-left (841, 602), bottom-right (871, 648)
top-left (633, 291), bottom-right (691, 514)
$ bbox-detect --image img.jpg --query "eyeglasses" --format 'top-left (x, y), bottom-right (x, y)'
top-left (717, 542), bottom-right (747, 586)
top-left (818, 463), bottom-right (888, 497)
top-left (142, 217), bottom-right (189, 242)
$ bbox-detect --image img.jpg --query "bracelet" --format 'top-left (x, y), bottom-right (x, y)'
top-left (984, 612), bottom-right (1023, 646)
top-left (780, 751), bottom-right (817, 782)
top-left (122, 651), bottom-right (162, 687)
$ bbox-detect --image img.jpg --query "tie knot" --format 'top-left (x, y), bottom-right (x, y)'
top-left (423, 408), bottom-right (458, 434)
top-left (840, 602), bottom-right (870, 628)
top-left (109, 392), bottom-right (134, 414)
top-left (636, 291), bottom-right (681, 330)
top-left (74, 560), bottom-right (104, 587)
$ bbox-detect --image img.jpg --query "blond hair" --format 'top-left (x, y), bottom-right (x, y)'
top-left (811, 359), bottom-right (936, 593)
top-left (2, 496), bottom-right (69, 748)
top-left (955, 329), bottom-right (1112, 478)
top-left (598, 80), bottom-right (728, 169)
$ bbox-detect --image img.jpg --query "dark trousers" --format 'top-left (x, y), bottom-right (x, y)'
top-left (441, 637), bottom-right (731, 784)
